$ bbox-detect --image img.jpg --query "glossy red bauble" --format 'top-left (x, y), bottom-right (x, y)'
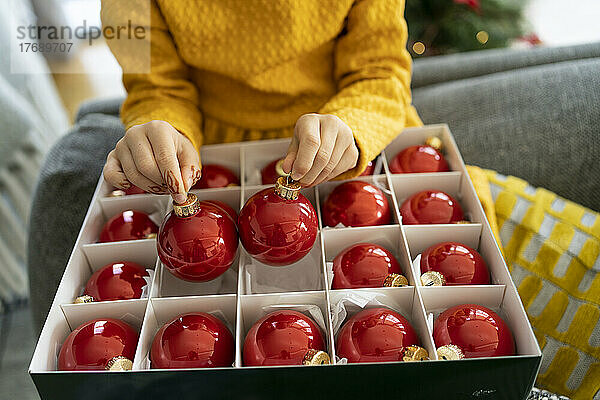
top-left (192, 164), bottom-right (239, 189)
top-left (400, 190), bottom-right (464, 225)
top-left (322, 181), bottom-right (391, 227)
top-left (261, 158), bottom-right (285, 185)
top-left (99, 210), bottom-right (158, 243)
top-left (421, 242), bottom-right (490, 285)
top-left (389, 145), bottom-right (449, 174)
top-left (151, 313), bottom-right (234, 369)
top-left (434, 304), bottom-right (515, 358)
top-left (359, 161), bottom-right (375, 176)
top-left (238, 187), bottom-right (318, 266)
top-left (243, 310), bottom-right (326, 366)
top-left (124, 185), bottom-right (147, 195)
top-left (84, 261), bottom-right (149, 301)
top-left (336, 308), bottom-right (419, 363)
top-left (332, 243), bottom-right (401, 289)
top-left (58, 318), bottom-right (138, 371)
top-left (204, 200), bottom-right (238, 224)
top-left (157, 197), bottom-right (238, 282)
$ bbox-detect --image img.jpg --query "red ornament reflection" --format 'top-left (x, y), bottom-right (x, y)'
top-left (261, 158), bottom-right (285, 185)
top-left (99, 210), bottom-right (158, 243)
top-left (336, 308), bottom-right (419, 363)
top-left (58, 318), bottom-right (138, 371)
top-left (151, 312), bottom-right (234, 369)
top-left (421, 242), bottom-right (490, 285)
top-left (322, 181), bottom-right (391, 227)
top-left (359, 161), bottom-right (375, 176)
top-left (332, 243), bottom-right (401, 289)
top-left (400, 190), bottom-right (463, 224)
top-left (243, 310), bottom-right (326, 366)
top-left (84, 261), bottom-right (149, 301)
top-left (434, 304), bottom-right (515, 358)
top-left (389, 145), bottom-right (449, 174)
top-left (204, 200), bottom-right (238, 224)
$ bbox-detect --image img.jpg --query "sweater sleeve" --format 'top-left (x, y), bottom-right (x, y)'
top-left (319, 0), bottom-right (415, 179)
top-left (101, 0), bottom-right (203, 150)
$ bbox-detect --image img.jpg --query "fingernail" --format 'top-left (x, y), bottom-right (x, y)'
top-left (174, 193), bottom-right (187, 204)
top-left (187, 177), bottom-right (194, 190)
top-left (291, 173), bottom-right (301, 181)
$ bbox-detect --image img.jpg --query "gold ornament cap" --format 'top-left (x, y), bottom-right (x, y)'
top-left (452, 220), bottom-right (471, 225)
top-left (274, 176), bottom-right (301, 200)
top-left (105, 356), bottom-right (133, 371)
top-left (173, 193), bottom-right (201, 217)
top-left (109, 189), bottom-right (126, 197)
top-left (383, 273), bottom-right (408, 287)
top-left (437, 344), bottom-right (465, 360)
top-left (421, 271), bottom-right (446, 286)
top-left (302, 349), bottom-right (330, 366)
top-left (425, 136), bottom-right (443, 151)
top-left (74, 295), bottom-right (94, 304)
top-left (145, 233), bottom-right (157, 239)
top-left (274, 158), bottom-right (288, 178)
top-left (403, 345), bottom-right (430, 361)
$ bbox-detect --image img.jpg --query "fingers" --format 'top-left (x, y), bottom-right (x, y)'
top-left (311, 133), bottom-right (347, 186)
top-left (126, 128), bottom-right (163, 185)
top-left (177, 134), bottom-right (201, 192)
top-left (290, 114), bottom-right (320, 181)
top-left (103, 150), bottom-right (131, 189)
top-left (298, 115), bottom-right (338, 186)
top-left (115, 140), bottom-right (167, 194)
top-left (327, 144), bottom-right (359, 181)
top-left (145, 121), bottom-right (187, 204)
top-left (281, 136), bottom-right (299, 174)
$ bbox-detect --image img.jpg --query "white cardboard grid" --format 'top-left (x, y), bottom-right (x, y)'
top-left (198, 142), bottom-right (243, 184)
top-left (134, 294), bottom-right (237, 370)
top-left (31, 124), bottom-right (540, 375)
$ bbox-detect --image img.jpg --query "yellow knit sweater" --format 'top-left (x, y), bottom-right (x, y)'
top-left (101, 0), bottom-right (422, 178)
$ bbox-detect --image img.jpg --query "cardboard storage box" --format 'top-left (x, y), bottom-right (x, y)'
top-left (30, 125), bottom-right (541, 400)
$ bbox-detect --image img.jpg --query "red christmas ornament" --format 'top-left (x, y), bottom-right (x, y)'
top-left (421, 242), bottom-right (490, 285)
top-left (157, 194), bottom-right (238, 282)
top-left (322, 181), bottom-right (391, 227)
top-left (400, 190), bottom-right (464, 225)
top-left (389, 145), bottom-right (449, 174)
top-left (332, 243), bottom-right (406, 289)
top-left (204, 200), bottom-right (238, 224)
top-left (99, 210), bottom-right (158, 243)
top-left (58, 318), bottom-right (138, 371)
top-left (336, 308), bottom-right (422, 363)
top-left (243, 310), bottom-right (329, 366)
top-left (81, 261), bottom-right (149, 302)
top-left (238, 177), bottom-right (318, 266)
top-left (261, 158), bottom-right (286, 185)
top-left (359, 160), bottom-right (375, 176)
top-left (192, 164), bottom-right (239, 189)
top-left (434, 304), bottom-right (515, 359)
top-left (151, 312), bottom-right (234, 369)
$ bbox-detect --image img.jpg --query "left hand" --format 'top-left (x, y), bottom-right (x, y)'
top-left (282, 113), bottom-right (359, 186)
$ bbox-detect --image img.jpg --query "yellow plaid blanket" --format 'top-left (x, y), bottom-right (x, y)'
top-left (469, 166), bottom-right (600, 400)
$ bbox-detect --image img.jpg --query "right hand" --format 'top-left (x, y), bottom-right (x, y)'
top-left (103, 120), bottom-right (201, 204)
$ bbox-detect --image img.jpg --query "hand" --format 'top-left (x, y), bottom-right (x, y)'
top-left (282, 114), bottom-right (358, 186)
top-left (103, 120), bottom-right (201, 204)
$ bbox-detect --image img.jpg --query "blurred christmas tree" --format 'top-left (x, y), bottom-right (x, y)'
top-left (405, 0), bottom-right (537, 57)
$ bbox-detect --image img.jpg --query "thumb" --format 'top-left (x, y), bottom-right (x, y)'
top-left (282, 136), bottom-right (299, 174)
top-left (178, 136), bottom-right (201, 192)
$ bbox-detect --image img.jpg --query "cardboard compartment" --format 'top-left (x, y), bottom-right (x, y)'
top-left (316, 174), bottom-right (399, 229)
top-left (321, 225), bottom-right (414, 287)
top-left (30, 301), bottom-right (146, 372)
top-left (328, 287), bottom-right (435, 362)
top-left (134, 294), bottom-right (237, 370)
top-left (189, 187), bottom-right (241, 216)
top-left (420, 285), bottom-right (540, 357)
top-left (236, 291), bottom-right (332, 368)
top-left (198, 142), bottom-right (243, 189)
top-left (383, 124), bottom-right (463, 173)
top-left (241, 139), bottom-right (290, 186)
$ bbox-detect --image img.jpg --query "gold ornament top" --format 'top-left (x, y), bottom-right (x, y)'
top-left (173, 193), bottom-right (201, 217)
top-left (452, 220), bottom-right (471, 225)
top-left (274, 176), bottom-right (301, 200)
top-left (275, 158), bottom-right (288, 178)
top-left (383, 273), bottom-right (408, 287)
top-left (421, 271), bottom-right (446, 286)
top-left (302, 349), bottom-right (330, 366)
top-left (105, 356), bottom-right (133, 371)
top-left (436, 344), bottom-right (465, 360)
top-left (425, 136), bottom-right (443, 151)
top-left (403, 345), bottom-right (430, 361)
top-left (74, 295), bottom-right (94, 304)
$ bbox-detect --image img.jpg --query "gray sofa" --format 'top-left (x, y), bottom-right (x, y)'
top-left (10, 42), bottom-right (600, 400)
